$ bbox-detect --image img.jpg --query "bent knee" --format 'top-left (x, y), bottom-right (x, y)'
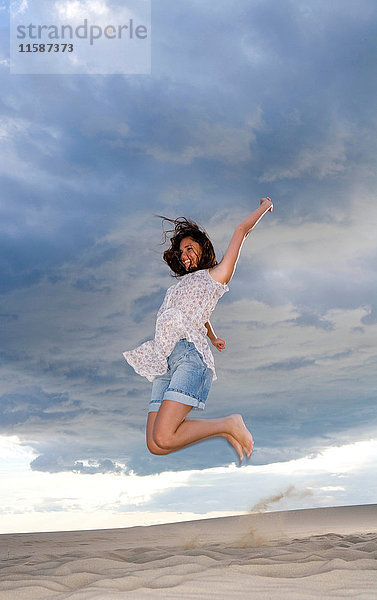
top-left (147, 443), bottom-right (165, 455)
top-left (152, 430), bottom-right (173, 451)
top-left (147, 439), bottom-right (163, 455)
top-left (146, 436), bottom-right (170, 455)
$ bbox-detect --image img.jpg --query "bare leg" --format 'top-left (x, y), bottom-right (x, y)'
top-left (146, 411), bottom-right (245, 460)
top-left (150, 400), bottom-right (253, 459)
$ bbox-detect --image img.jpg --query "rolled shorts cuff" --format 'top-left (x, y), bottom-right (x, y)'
top-left (151, 388), bottom-right (205, 412)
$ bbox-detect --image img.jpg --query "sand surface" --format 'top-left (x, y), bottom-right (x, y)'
top-left (0, 504), bottom-right (376, 599)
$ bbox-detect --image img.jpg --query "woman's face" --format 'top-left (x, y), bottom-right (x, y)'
top-left (179, 236), bottom-right (202, 271)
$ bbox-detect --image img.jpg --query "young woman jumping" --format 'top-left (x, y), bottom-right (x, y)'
top-left (123, 197), bottom-right (273, 462)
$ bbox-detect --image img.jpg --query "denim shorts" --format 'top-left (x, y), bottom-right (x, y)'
top-left (148, 339), bottom-right (213, 413)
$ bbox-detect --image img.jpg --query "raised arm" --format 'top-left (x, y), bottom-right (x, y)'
top-left (210, 197), bottom-right (273, 285)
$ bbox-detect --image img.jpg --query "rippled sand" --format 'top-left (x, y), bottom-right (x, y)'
top-left (1, 505), bottom-right (376, 599)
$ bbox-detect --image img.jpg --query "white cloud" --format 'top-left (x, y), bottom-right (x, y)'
top-left (54, 0), bottom-right (110, 21)
top-left (0, 435), bottom-right (36, 464)
top-left (256, 439), bottom-right (377, 476)
top-left (10, 0), bottom-right (28, 17)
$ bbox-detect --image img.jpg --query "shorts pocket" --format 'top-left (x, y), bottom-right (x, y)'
top-left (184, 346), bottom-right (206, 369)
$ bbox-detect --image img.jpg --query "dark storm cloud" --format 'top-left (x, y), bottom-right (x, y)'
top-left (259, 356), bottom-right (317, 371)
top-left (257, 349), bottom-right (352, 372)
top-left (0, 387), bottom-right (82, 429)
top-left (30, 454), bottom-right (126, 475)
top-left (361, 305), bottom-right (377, 325)
top-left (73, 275), bottom-right (111, 293)
top-left (289, 310), bottom-right (335, 331)
top-left (154, 1), bottom-right (377, 198)
top-left (0, 312), bottom-right (18, 322)
top-left (130, 288), bottom-right (166, 323)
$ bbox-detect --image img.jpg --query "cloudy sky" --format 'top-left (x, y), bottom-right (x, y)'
top-left (1, 0), bottom-right (377, 533)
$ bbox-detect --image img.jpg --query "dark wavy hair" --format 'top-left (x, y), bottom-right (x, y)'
top-left (157, 216), bottom-right (217, 276)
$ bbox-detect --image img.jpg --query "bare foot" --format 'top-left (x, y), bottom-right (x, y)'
top-left (223, 433), bottom-right (244, 462)
top-left (228, 414), bottom-right (254, 459)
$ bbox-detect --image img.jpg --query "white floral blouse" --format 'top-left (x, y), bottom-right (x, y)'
top-left (123, 269), bottom-right (229, 382)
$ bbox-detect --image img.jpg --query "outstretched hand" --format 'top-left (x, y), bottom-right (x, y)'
top-left (212, 338), bottom-right (226, 351)
top-left (260, 197), bottom-right (273, 212)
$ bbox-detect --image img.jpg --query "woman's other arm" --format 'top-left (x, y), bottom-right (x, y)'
top-left (205, 321), bottom-right (226, 351)
top-left (210, 197), bottom-right (273, 285)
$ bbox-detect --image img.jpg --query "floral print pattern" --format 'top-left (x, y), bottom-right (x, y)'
top-left (123, 269), bottom-right (229, 382)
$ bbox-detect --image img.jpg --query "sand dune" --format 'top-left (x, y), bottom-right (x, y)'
top-left (0, 505), bottom-right (376, 599)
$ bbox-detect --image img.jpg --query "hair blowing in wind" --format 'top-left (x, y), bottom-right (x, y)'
top-left (156, 215), bottom-right (218, 276)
